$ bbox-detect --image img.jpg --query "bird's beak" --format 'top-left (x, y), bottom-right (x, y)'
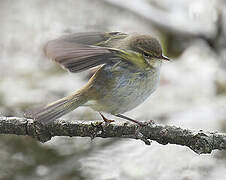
top-left (160, 55), bottom-right (170, 61)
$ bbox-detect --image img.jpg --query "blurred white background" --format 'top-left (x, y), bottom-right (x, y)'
top-left (0, 0), bottom-right (226, 180)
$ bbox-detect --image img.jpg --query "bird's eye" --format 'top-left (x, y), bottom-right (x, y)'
top-left (143, 52), bottom-right (150, 58)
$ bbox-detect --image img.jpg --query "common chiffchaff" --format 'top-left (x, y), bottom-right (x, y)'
top-left (28, 32), bottom-right (169, 124)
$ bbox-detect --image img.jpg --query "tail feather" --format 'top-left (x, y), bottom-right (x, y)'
top-left (27, 92), bottom-right (87, 124)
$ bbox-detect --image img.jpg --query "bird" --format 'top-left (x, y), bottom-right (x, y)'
top-left (28, 32), bottom-right (169, 124)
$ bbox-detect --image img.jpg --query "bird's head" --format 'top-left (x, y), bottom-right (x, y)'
top-left (129, 34), bottom-right (169, 68)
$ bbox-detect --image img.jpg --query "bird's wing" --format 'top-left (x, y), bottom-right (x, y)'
top-left (44, 32), bottom-right (149, 73)
top-left (46, 32), bottom-right (127, 46)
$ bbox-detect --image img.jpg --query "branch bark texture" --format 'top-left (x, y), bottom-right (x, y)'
top-left (0, 116), bottom-right (226, 154)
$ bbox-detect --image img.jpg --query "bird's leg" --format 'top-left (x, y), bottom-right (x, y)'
top-left (99, 112), bottom-right (115, 123)
top-left (115, 114), bottom-right (151, 145)
top-left (115, 114), bottom-right (144, 126)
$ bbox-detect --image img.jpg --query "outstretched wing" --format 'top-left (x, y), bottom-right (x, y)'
top-left (44, 32), bottom-right (129, 73)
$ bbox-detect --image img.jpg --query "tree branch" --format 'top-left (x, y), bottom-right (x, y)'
top-left (0, 116), bottom-right (226, 154)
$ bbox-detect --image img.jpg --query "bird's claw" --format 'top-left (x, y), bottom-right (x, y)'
top-left (90, 121), bottom-right (104, 140)
top-left (134, 125), bottom-right (151, 145)
top-left (99, 112), bottom-right (115, 124)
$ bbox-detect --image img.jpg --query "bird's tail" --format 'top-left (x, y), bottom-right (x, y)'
top-left (26, 91), bottom-right (88, 124)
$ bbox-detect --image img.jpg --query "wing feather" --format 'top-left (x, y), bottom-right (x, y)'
top-left (44, 32), bottom-right (128, 73)
top-left (45, 40), bottom-right (113, 72)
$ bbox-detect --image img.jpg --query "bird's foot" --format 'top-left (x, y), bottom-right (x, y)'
top-left (134, 125), bottom-right (151, 145)
top-left (99, 113), bottom-right (115, 124)
top-left (115, 114), bottom-right (153, 145)
top-left (146, 119), bottom-right (156, 126)
top-left (130, 119), bottom-right (146, 126)
top-left (115, 114), bottom-right (145, 126)
top-left (90, 121), bottom-right (104, 140)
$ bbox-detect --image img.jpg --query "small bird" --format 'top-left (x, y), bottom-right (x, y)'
top-left (29, 32), bottom-right (169, 124)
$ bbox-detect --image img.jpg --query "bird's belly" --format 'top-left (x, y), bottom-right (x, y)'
top-left (85, 66), bottom-right (160, 114)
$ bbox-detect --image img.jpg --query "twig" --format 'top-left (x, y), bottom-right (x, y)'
top-left (0, 116), bottom-right (225, 154)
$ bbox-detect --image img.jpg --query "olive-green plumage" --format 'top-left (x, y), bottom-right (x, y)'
top-left (29, 32), bottom-right (169, 123)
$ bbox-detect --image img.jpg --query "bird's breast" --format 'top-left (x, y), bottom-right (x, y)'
top-left (85, 63), bottom-right (160, 114)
